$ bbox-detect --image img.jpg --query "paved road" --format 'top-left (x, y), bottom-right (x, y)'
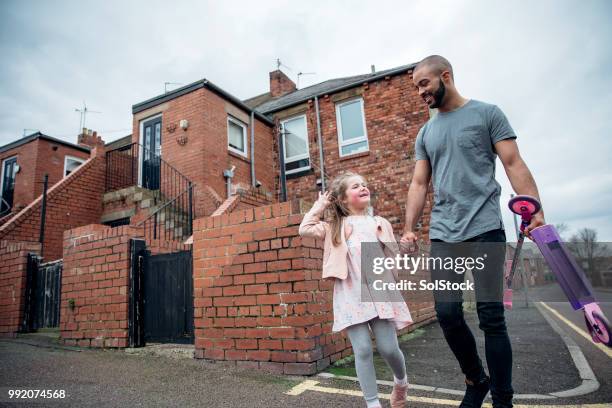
top-left (0, 286), bottom-right (610, 407)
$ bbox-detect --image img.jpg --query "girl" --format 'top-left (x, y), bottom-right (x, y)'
top-left (299, 171), bottom-right (413, 408)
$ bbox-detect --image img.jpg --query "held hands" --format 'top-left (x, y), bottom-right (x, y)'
top-left (400, 230), bottom-right (419, 254)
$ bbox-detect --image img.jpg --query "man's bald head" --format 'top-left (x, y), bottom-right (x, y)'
top-left (414, 55), bottom-right (454, 81)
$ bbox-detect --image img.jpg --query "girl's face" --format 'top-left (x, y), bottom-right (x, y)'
top-left (342, 175), bottom-right (370, 212)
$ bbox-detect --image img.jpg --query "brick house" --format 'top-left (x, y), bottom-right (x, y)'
top-left (0, 62), bottom-right (435, 374)
top-left (0, 131), bottom-right (99, 223)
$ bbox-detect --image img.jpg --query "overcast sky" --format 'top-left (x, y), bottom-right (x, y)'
top-left (1, 0), bottom-right (611, 240)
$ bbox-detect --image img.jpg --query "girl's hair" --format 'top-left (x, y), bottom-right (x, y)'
top-left (328, 171), bottom-right (364, 247)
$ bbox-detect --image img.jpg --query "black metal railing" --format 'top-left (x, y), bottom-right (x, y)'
top-left (138, 183), bottom-right (193, 242)
top-left (105, 142), bottom-right (194, 242)
top-left (105, 143), bottom-right (138, 192)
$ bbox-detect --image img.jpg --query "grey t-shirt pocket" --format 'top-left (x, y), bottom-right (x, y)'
top-left (458, 125), bottom-right (486, 150)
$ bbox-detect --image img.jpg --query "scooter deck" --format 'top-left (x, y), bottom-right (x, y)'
top-left (530, 224), bottom-right (596, 310)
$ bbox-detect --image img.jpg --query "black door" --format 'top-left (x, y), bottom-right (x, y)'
top-left (1, 157), bottom-right (17, 214)
top-left (143, 250), bottom-right (193, 343)
top-left (142, 117), bottom-right (161, 190)
top-left (23, 256), bottom-right (62, 331)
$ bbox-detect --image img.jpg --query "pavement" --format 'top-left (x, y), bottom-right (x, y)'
top-left (0, 284), bottom-right (610, 407)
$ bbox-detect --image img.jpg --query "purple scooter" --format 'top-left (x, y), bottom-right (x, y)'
top-left (504, 194), bottom-right (612, 347)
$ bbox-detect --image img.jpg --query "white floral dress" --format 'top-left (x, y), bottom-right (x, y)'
top-left (332, 215), bottom-right (413, 332)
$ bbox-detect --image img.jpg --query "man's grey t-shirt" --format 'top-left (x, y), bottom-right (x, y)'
top-left (415, 99), bottom-right (516, 242)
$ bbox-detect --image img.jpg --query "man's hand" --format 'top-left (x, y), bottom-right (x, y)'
top-left (524, 211), bottom-right (545, 240)
top-left (400, 231), bottom-right (419, 253)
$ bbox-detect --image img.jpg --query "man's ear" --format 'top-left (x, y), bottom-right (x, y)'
top-left (441, 70), bottom-right (452, 84)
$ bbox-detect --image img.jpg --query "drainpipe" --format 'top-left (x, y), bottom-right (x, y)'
top-left (278, 124), bottom-right (287, 202)
top-left (223, 165), bottom-right (236, 198)
top-left (314, 96), bottom-right (326, 191)
top-left (250, 111), bottom-right (256, 187)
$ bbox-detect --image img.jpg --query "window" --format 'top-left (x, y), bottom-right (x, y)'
top-left (227, 117), bottom-right (247, 157)
top-left (64, 156), bottom-right (85, 177)
top-left (0, 156), bottom-right (17, 214)
top-left (281, 115), bottom-right (310, 174)
top-left (103, 217), bottom-right (131, 228)
top-left (336, 97), bottom-right (369, 156)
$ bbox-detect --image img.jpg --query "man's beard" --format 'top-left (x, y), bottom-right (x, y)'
top-left (430, 77), bottom-right (446, 109)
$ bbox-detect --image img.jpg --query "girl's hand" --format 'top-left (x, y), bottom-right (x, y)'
top-left (314, 190), bottom-right (333, 210)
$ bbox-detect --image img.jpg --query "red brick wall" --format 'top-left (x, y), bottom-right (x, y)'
top-left (60, 224), bottom-right (142, 348)
top-left (60, 223), bottom-right (192, 348)
top-left (0, 152), bottom-right (106, 261)
top-left (211, 187), bottom-right (272, 216)
top-left (0, 240), bottom-right (41, 336)
top-left (0, 138), bottom-right (91, 214)
top-left (131, 87), bottom-right (275, 219)
top-left (146, 238), bottom-right (191, 255)
top-left (34, 139), bottom-right (91, 201)
top-left (270, 70), bottom-right (434, 238)
top-left (192, 200), bottom-right (434, 374)
top-left (269, 70), bottom-right (297, 97)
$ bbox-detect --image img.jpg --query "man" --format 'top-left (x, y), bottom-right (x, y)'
top-left (400, 55), bottom-right (545, 408)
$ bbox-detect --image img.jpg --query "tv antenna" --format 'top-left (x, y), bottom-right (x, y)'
top-left (74, 101), bottom-right (101, 132)
top-left (297, 71), bottom-right (316, 89)
top-left (164, 82), bottom-right (183, 93)
top-left (276, 58), bottom-right (292, 72)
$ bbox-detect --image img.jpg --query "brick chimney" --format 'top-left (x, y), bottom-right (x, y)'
top-left (77, 128), bottom-right (105, 152)
top-left (269, 70), bottom-right (296, 97)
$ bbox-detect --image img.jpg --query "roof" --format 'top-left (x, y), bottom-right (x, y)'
top-left (132, 79), bottom-right (275, 126)
top-left (249, 63), bottom-right (417, 114)
top-left (0, 132), bottom-right (91, 155)
top-left (243, 92), bottom-right (274, 109)
top-left (105, 134), bottom-right (133, 150)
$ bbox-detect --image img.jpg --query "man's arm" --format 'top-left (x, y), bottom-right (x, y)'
top-left (402, 160), bottom-right (432, 239)
top-left (495, 138), bottom-right (545, 235)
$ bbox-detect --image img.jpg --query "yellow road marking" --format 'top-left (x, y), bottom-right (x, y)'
top-left (286, 380), bottom-right (610, 407)
top-left (539, 302), bottom-right (612, 358)
top-left (285, 379), bottom-right (319, 396)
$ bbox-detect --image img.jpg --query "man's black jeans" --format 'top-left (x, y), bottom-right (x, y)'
top-left (431, 228), bottom-right (513, 407)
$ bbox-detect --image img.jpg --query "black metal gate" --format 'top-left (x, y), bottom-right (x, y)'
top-left (128, 240), bottom-right (193, 345)
top-left (23, 255), bottom-right (62, 331)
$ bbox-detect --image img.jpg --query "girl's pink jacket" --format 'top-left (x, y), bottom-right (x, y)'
top-left (298, 200), bottom-right (401, 280)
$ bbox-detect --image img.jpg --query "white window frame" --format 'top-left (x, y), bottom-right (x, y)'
top-left (227, 116), bottom-right (248, 157)
top-left (63, 155), bottom-right (85, 177)
top-left (335, 97), bottom-right (369, 157)
top-left (0, 155), bottom-right (17, 203)
top-left (281, 114), bottom-right (310, 175)
top-left (138, 113), bottom-right (162, 187)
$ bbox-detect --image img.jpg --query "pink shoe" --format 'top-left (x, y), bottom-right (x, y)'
top-left (390, 383), bottom-right (408, 408)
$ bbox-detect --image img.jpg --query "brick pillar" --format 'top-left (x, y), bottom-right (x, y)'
top-left (0, 240), bottom-right (42, 337)
top-left (192, 199), bottom-right (352, 374)
top-left (60, 224), bottom-right (143, 348)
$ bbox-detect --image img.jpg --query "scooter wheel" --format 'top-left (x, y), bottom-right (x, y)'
top-left (591, 312), bottom-right (612, 347)
top-left (509, 195), bottom-right (541, 216)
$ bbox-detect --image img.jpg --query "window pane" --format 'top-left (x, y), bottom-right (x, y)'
top-left (339, 100), bottom-right (365, 141)
top-left (144, 127), bottom-right (151, 150)
top-left (341, 140), bottom-right (368, 156)
top-left (283, 116), bottom-right (308, 159)
top-left (65, 159), bottom-right (83, 176)
top-left (228, 121), bottom-right (245, 151)
top-left (286, 158), bottom-right (309, 172)
top-left (154, 123), bottom-right (161, 156)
